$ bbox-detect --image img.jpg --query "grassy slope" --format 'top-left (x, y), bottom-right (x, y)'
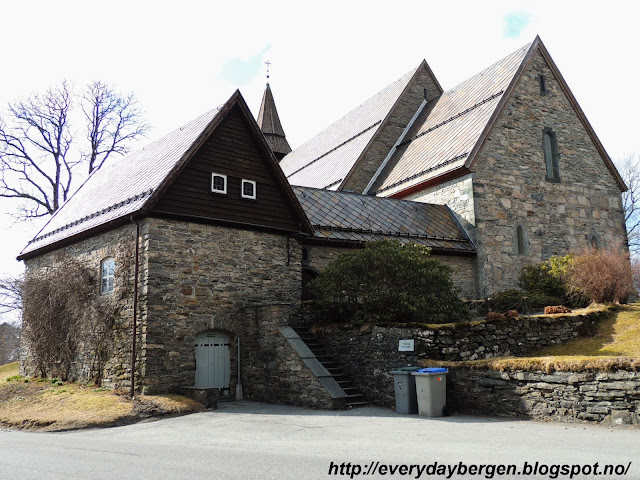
top-left (0, 363), bottom-right (204, 431)
top-left (422, 304), bottom-right (640, 372)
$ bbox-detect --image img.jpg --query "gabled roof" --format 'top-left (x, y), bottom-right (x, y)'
top-left (257, 83), bottom-right (291, 158)
top-left (371, 36), bottom-right (626, 197)
top-left (293, 186), bottom-right (475, 253)
top-left (19, 90), bottom-right (312, 260)
top-left (280, 62), bottom-right (441, 190)
top-left (368, 43), bottom-right (531, 196)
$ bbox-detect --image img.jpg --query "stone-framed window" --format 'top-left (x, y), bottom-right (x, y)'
top-left (301, 247), bottom-right (310, 266)
top-left (211, 173), bottom-right (227, 194)
top-left (538, 74), bottom-right (547, 95)
top-left (241, 179), bottom-right (256, 200)
top-left (514, 224), bottom-right (528, 255)
top-left (100, 257), bottom-right (115, 294)
top-left (590, 234), bottom-right (600, 249)
top-left (516, 226), bottom-right (525, 255)
top-left (542, 128), bottom-right (560, 182)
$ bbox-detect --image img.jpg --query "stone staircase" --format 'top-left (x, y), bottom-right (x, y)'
top-left (290, 326), bottom-right (368, 408)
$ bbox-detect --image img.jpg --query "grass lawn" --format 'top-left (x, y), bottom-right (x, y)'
top-left (0, 362), bottom-right (204, 431)
top-left (534, 304), bottom-right (640, 358)
top-left (422, 304), bottom-right (640, 373)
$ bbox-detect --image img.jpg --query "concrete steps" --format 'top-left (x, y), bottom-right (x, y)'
top-left (291, 326), bottom-right (368, 408)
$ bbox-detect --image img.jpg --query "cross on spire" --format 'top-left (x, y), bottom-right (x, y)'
top-left (265, 60), bottom-right (271, 81)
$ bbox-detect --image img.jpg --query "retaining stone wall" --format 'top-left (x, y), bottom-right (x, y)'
top-left (447, 368), bottom-right (640, 425)
top-left (315, 308), bottom-right (608, 408)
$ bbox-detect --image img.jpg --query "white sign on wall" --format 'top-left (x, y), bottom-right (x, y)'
top-left (398, 339), bottom-right (415, 352)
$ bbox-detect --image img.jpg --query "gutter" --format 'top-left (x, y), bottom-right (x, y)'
top-left (130, 216), bottom-right (140, 397)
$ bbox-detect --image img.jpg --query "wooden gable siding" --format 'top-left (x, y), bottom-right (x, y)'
top-left (153, 105), bottom-right (302, 232)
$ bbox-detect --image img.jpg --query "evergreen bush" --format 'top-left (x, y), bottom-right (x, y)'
top-left (310, 241), bottom-right (471, 325)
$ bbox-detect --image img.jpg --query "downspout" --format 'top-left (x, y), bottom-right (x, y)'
top-left (130, 216), bottom-right (140, 398)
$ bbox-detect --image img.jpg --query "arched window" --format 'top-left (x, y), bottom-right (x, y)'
top-left (543, 128), bottom-right (559, 182)
top-left (100, 258), bottom-right (115, 294)
top-left (516, 226), bottom-right (525, 255)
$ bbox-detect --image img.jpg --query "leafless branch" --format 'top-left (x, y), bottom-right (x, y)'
top-left (81, 81), bottom-right (150, 174)
top-left (619, 154), bottom-right (640, 254)
top-left (0, 80), bottom-right (149, 220)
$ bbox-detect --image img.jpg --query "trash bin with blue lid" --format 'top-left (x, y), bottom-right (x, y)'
top-left (389, 366), bottom-right (422, 414)
top-left (411, 367), bottom-right (448, 417)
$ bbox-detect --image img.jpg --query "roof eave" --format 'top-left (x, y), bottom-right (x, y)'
top-left (387, 166), bottom-right (471, 200)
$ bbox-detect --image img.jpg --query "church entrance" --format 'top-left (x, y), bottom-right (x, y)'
top-left (195, 331), bottom-right (230, 390)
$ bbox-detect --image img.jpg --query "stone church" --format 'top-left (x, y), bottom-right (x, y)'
top-left (17, 37), bottom-right (628, 406)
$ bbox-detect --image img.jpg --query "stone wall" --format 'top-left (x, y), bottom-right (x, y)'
top-left (447, 368), bottom-right (640, 424)
top-left (141, 218), bottom-right (336, 407)
top-left (315, 308), bottom-right (608, 408)
top-left (471, 49), bottom-right (628, 296)
top-left (431, 254), bottom-right (476, 300)
top-left (142, 217), bottom-right (301, 392)
top-left (343, 66), bottom-right (442, 193)
top-left (21, 223), bottom-right (142, 389)
top-left (407, 174), bottom-right (476, 243)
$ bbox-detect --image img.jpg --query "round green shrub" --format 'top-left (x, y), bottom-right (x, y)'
top-left (310, 241), bottom-right (471, 325)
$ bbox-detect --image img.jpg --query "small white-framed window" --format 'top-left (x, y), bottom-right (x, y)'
top-left (211, 173), bottom-right (227, 194)
top-left (241, 179), bottom-right (256, 199)
top-left (101, 258), bottom-right (115, 294)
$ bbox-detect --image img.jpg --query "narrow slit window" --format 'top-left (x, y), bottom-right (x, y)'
top-left (516, 226), bottom-right (525, 255)
top-left (539, 74), bottom-right (546, 94)
top-left (211, 173), bottom-right (227, 194)
top-left (543, 129), bottom-right (559, 182)
top-left (241, 179), bottom-right (256, 199)
top-left (101, 258), bottom-right (115, 294)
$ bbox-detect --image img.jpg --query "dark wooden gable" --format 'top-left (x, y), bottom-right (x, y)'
top-left (153, 104), bottom-right (304, 232)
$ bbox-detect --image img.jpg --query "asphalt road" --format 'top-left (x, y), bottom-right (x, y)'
top-left (0, 402), bottom-right (637, 480)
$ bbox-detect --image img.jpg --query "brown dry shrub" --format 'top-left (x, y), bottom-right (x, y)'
top-left (544, 305), bottom-right (572, 314)
top-left (568, 246), bottom-right (634, 304)
top-left (485, 311), bottom-right (506, 322)
top-left (506, 310), bottom-right (519, 319)
top-left (22, 255), bottom-right (117, 382)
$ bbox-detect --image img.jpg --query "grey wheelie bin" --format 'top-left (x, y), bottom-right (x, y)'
top-left (411, 367), bottom-right (448, 417)
top-left (389, 366), bottom-right (422, 414)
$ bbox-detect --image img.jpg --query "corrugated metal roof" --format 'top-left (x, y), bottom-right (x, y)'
top-left (293, 186), bottom-right (475, 252)
top-left (280, 66), bottom-right (419, 188)
top-left (370, 43), bottom-right (531, 196)
top-left (20, 106), bottom-right (223, 257)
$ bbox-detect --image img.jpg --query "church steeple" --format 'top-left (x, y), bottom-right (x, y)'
top-left (257, 82), bottom-right (291, 161)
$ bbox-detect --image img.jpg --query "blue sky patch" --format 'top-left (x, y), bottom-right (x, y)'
top-left (503, 11), bottom-right (531, 38)
top-left (219, 46), bottom-right (271, 86)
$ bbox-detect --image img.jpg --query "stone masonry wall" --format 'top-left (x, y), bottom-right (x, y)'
top-left (343, 66), bottom-right (442, 193)
top-left (447, 368), bottom-right (640, 424)
top-left (142, 218), bottom-right (335, 407)
top-left (21, 223), bottom-right (143, 389)
top-left (315, 308), bottom-right (608, 408)
top-left (407, 174), bottom-right (476, 243)
top-left (471, 49), bottom-right (628, 296)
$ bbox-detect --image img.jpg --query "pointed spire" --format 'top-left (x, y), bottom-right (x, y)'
top-left (257, 82), bottom-right (292, 161)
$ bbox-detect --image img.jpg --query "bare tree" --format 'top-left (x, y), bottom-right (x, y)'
top-left (82, 81), bottom-right (150, 174)
top-left (0, 80), bottom-right (149, 220)
top-left (0, 275), bottom-right (22, 316)
top-left (619, 154), bottom-right (640, 255)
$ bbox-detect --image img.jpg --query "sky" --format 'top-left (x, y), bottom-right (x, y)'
top-left (0, 1), bottom-right (638, 322)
